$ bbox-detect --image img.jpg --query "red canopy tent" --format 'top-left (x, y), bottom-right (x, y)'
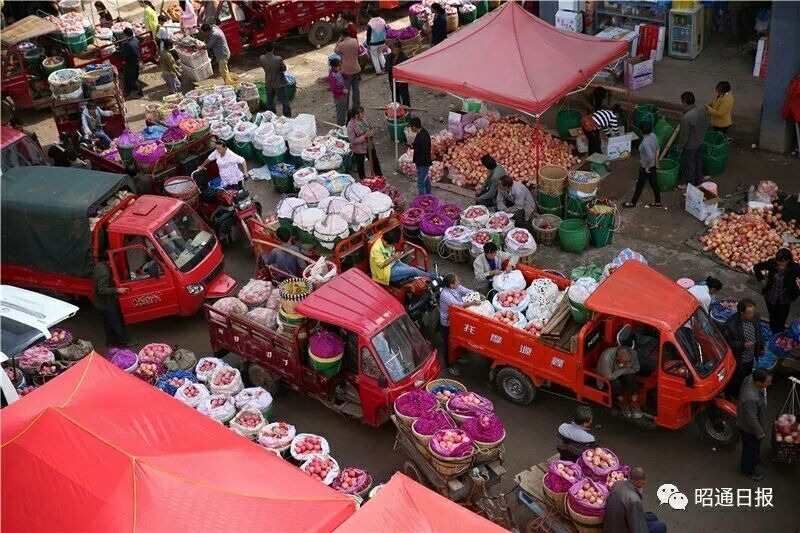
top-left (1, 354), bottom-right (356, 532)
top-left (335, 473), bottom-right (507, 533)
top-left (392, 1), bottom-right (629, 116)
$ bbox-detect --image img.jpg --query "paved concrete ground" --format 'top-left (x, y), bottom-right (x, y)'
top-left (12, 6), bottom-right (800, 531)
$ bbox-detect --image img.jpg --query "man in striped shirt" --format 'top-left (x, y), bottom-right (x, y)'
top-left (583, 105), bottom-right (622, 154)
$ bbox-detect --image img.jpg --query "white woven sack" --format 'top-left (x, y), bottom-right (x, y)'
top-left (314, 214), bottom-right (349, 249)
top-left (234, 121), bottom-right (257, 143)
top-left (486, 211), bottom-right (515, 234)
top-left (301, 145), bottom-right (327, 162)
top-left (197, 394), bottom-right (236, 423)
top-left (290, 433), bottom-right (331, 461)
top-left (277, 197), bottom-right (307, 219)
top-left (492, 291), bottom-right (531, 313)
top-left (505, 228), bottom-right (537, 254)
top-left (443, 225), bottom-right (475, 246)
top-left (324, 173), bottom-right (354, 195)
top-left (258, 422), bottom-right (296, 450)
top-left (318, 196), bottom-right (349, 214)
top-left (273, 116), bottom-right (295, 136)
top-left (208, 366), bottom-right (244, 396)
top-left (174, 382), bottom-right (210, 408)
top-left (300, 455), bottom-right (340, 485)
top-left (262, 135), bottom-right (286, 157)
top-left (293, 207), bottom-right (326, 232)
top-left (195, 357), bottom-right (225, 382)
top-left (344, 182), bottom-right (371, 203)
top-left (293, 113), bottom-right (317, 139)
top-left (298, 182), bottom-right (330, 206)
top-left (461, 205), bottom-right (491, 228)
top-left (471, 232), bottom-right (494, 257)
top-left (363, 191), bottom-right (393, 218)
top-left (228, 409), bottom-right (267, 439)
top-left (339, 202), bottom-right (373, 231)
top-left (293, 167), bottom-right (319, 188)
top-left (492, 270), bottom-right (526, 292)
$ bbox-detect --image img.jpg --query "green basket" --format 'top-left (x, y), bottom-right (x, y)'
top-left (656, 159), bottom-right (679, 191)
top-left (163, 136), bottom-right (188, 153)
top-left (272, 173), bottom-right (294, 193)
top-left (589, 226), bottom-right (614, 248)
top-left (702, 152), bottom-right (728, 176)
top-left (475, 0), bottom-right (489, 17)
top-left (558, 218), bottom-right (589, 253)
top-left (537, 190), bottom-right (563, 209)
top-left (65, 32), bottom-right (87, 53)
top-left (459, 10), bottom-right (477, 24)
top-left (309, 357), bottom-right (342, 378)
top-left (633, 104), bottom-right (659, 132)
top-left (118, 144), bottom-right (136, 163)
top-left (653, 117), bottom-right (678, 150)
top-left (84, 25), bottom-right (95, 45)
top-left (264, 152), bottom-right (286, 166)
top-left (43, 57), bottom-right (66, 76)
top-left (23, 48), bottom-right (44, 74)
top-left (464, 98), bottom-right (482, 113)
top-left (586, 210), bottom-right (614, 228)
top-left (386, 116), bottom-right (407, 142)
top-left (253, 150), bottom-right (265, 165)
top-left (703, 130), bottom-right (730, 158)
top-left (296, 228), bottom-right (318, 247)
top-left (564, 195), bottom-right (591, 220)
top-left (189, 125), bottom-right (210, 141)
top-left (569, 298), bottom-right (593, 324)
top-left (233, 140), bottom-right (254, 160)
top-left (255, 81), bottom-right (267, 111)
top-left (556, 109), bottom-right (582, 139)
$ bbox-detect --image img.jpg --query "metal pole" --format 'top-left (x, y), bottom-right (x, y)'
top-left (393, 78), bottom-right (399, 171)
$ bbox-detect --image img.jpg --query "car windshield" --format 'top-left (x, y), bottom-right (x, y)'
top-left (675, 308), bottom-right (728, 377)
top-left (370, 315), bottom-right (428, 382)
top-left (0, 316), bottom-right (43, 358)
top-left (1, 138), bottom-right (46, 173)
top-left (153, 206), bottom-right (215, 273)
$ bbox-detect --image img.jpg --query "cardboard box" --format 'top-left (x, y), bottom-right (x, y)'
top-left (558, 0), bottom-right (584, 12)
top-left (576, 134), bottom-right (589, 154)
top-left (595, 26), bottom-right (639, 56)
top-left (685, 183), bottom-right (720, 222)
top-left (603, 133), bottom-right (635, 160)
top-left (556, 10), bottom-right (583, 32)
top-left (625, 56), bottom-right (654, 90)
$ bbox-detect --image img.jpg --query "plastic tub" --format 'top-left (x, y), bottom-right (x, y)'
top-left (558, 219), bottom-right (589, 253)
top-left (656, 159), bottom-right (679, 191)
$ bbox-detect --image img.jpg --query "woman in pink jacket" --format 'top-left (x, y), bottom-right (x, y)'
top-left (346, 106), bottom-right (381, 178)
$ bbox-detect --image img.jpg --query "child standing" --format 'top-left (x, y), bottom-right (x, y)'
top-left (328, 58), bottom-right (349, 126)
top-left (623, 121), bottom-right (662, 208)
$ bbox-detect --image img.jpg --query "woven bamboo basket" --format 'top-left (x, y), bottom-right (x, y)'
top-left (425, 378), bottom-right (467, 406)
top-left (400, 34), bottom-right (424, 56)
top-left (542, 477), bottom-right (568, 513)
top-left (429, 447), bottom-right (474, 477)
top-left (567, 499), bottom-right (605, 531)
top-left (538, 165), bottom-right (568, 195)
top-left (446, 13), bottom-right (459, 33)
top-left (420, 232), bottom-right (443, 253)
top-left (532, 214), bottom-right (562, 246)
top-left (516, 249), bottom-right (537, 266)
top-left (568, 171), bottom-right (603, 196)
top-left (437, 239), bottom-right (470, 263)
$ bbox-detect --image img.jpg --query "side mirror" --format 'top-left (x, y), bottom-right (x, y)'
top-left (684, 371), bottom-right (695, 388)
top-left (377, 375), bottom-right (388, 388)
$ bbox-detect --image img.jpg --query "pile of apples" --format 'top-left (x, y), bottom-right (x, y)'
top-left (473, 231), bottom-right (493, 245)
top-left (464, 206), bottom-right (488, 219)
top-left (167, 376), bottom-right (188, 388)
top-left (509, 229), bottom-right (531, 244)
top-left (293, 435), bottom-right (324, 455)
top-left (135, 362), bottom-right (160, 379)
top-left (585, 448), bottom-right (617, 469)
top-left (209, 396), bottom-right (229, 409)
top-left (233, 410), bottom-right (263, 429)
top-left (498, 290), bottom-right (526, 308)
top-left (523, 320), bottom-right (544, 336)
top-left (487, 213), bottom-right (511, 230)
top-left (433, 429), bottom-right (471, 452)
top-left (303, 456), bottom-right (336, 482)
top-left (139, 344), bottom-right (171, 364)
top-left (334, 468), bottom-right (368, 492)
top-left (198, 359), bottom-right (219, 374)
top-left (575, 481), bottom-right (605, 507)
top-left (606, 471), bottom-right (627, 489)
top-left (699, 206), bottom-right (800, 273)
top-left (431, 131), bottom-right (456, 160)
top-left (182, 384), bottom-right (203, 399)
top-left (213, 368), bottom-right (237, 387)
top-left (554, 462), bottom-right (579, 483)
top-left (494, 309), bottom-right (520, 325)
top-left (458, 393), bottom-right (485, 407)
top-left (443, 117), bottom-right (577, 187)
top-left (39, 364), bottom-right (59, 376)
top-left (775, 413), bottom-right (798, 444)
top-left (46, 329), bottom-right (70, 345)
top-left (774, 336), bottom-right (799, 352)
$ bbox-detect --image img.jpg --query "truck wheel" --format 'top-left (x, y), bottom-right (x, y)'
top-left (308, 21), bottom-right (334, 47)
top-left (696, 407), bottom-right (739, 446)
top-left (247, 363), bottom-right (281, 396)
top-left (496, 367), bottom-right (536, 406)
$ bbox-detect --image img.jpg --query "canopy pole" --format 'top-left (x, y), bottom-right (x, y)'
top-left (393, 79), bottom-right (399, 173)
top-left (535, 117), bottom-right (541, 179)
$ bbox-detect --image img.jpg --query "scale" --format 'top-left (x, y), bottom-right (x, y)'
top-left (585, 153), bottom-right (610, 178)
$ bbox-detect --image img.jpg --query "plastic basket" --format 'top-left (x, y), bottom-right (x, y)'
top-left (556, 109), bottom-right (582, 139)
top-left (656, 160), bottom-right (679, 191)
top-left (589, 227), bottom-right (614, 248)
top-left (558, 219), bottom-right (589, 253)
top-left (569, 298), bottom-right (592, 324)
top-left (532, 214), bottom-right (561, 246)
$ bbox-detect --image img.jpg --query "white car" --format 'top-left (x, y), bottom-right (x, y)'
top-left (1, 285), bottom-right (78, 405)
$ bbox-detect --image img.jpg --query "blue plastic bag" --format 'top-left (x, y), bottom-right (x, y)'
top-left (156, 370), bottom-right (197, 396)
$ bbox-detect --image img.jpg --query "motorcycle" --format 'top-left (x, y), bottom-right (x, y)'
top-left (190, 169), bottom-right (263, 245)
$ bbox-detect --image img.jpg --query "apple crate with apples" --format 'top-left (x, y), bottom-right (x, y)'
top-left (773, 377), bottom-right (800, 463)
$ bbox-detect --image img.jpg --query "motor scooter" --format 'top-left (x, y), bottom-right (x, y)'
top-left (190, 168), bottom-right (263, 245)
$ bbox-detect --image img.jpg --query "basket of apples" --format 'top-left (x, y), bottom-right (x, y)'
top-left (492, 289), bottom-right (530, 313)
top-left (578, 447), bottom-right (620, 480)
top-left (33, 361), bottom-right (68, 385)
top-left (426, 378), bottom-right (467, 406)
top-left (567, 479), bottom-right (608, 525)
top-left (605, 468), bottom-right (630, 490)
top-left (291, 433), bottom-right (331, 461)
top-left (331, 467), bottom-right (372, 496)
top-left (208, 366), bottom-right (244, 396)
top-left (229, 408), bottom-right (267, 439)
top-left (461, 205), bottom-right (490, 228)
top-left (428, 429), bottom-right (475, 476)
top-left (774, 413), bottom-right (800, 463)
top-left (301, 454), bottom-right (340, 485)
top-left (544, 460), bottom-right (584, 510)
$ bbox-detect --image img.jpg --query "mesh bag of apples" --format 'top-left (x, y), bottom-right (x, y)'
top-left (257, 422), bottom-right (296, 451)
top-left (544, 460), bottom-right (584, 493)
top-left (446, 391), bottom-right (494, 418)
top-left (331, 467), bottom-right (371, 495)
top-left (492, 290), bottom-right (530, 313)
top-left (155, 370), bottom-right (196, 395)
top-left (605, 467), bottom-right (631, 491)
top-left (429, 428), bottom-right (474, 458)
top-left (567, 478), bottom-right (609, 517)
top-left (412, 410), bottom-right (456, 437)
top-left (301, 455), bottom-right (340, 485)
top-left (578, 447), bottom-right (620, 481)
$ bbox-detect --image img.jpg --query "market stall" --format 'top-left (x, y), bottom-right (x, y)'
top-left (336, 472), bottom-right (507, 533)
top-left (391, 1), bottom-right (629, 178)
top-left (1, 353), bottom-right (357, 532)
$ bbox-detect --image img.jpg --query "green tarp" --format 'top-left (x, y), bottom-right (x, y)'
top-left (2, 166), bottom-right (134, 278)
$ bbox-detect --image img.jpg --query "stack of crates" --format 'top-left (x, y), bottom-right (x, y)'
top-left (177, 46), bottom-right (213, 82)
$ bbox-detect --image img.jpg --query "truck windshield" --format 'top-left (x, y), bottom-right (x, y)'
top-left (154, 206), bottom-right (216, 273)
top-left (675, 308), bottom-right (728, 378)
top-left (370, 315), bottom-right (428, 383)
top-left (1, 138), bottom-right (47, 173)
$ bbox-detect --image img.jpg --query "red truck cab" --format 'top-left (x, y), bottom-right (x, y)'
top-left (0, 126), bottom-right (47, 172)
top-left (449, 261), bottom-right (739, 445)
top-left (206, 268), bottom-right (441, 426)
top-left (1, 167), bottom-right (235, 324)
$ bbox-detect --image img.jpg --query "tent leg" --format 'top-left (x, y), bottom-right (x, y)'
top-left (535, 117), bottom-right (541, 180)
top-left (393, 79), bottom-right (399, 173)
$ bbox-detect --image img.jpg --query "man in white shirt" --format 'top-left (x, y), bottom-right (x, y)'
top-left (81, 101), bottom-right (113, 148)
top-left (197, 139), bottom-right (248, 188)
top-left (687, 277), bottom-right (723, 313)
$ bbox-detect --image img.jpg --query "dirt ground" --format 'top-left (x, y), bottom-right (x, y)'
top-left (12, 9), bottom-right (800, 532)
